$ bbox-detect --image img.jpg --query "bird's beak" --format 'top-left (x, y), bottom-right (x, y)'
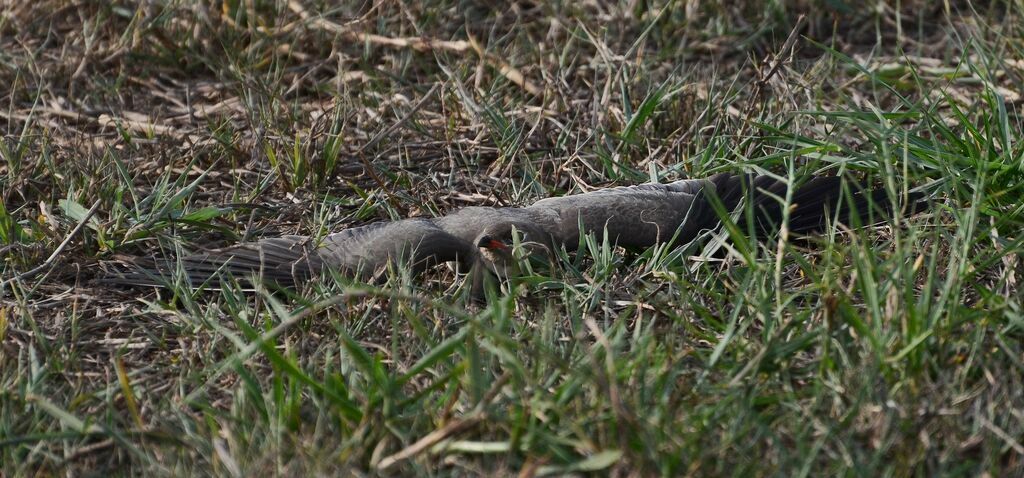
top-left (483, 239), bottom-right (510, 251)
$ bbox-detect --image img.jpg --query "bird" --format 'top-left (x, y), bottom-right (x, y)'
top-left (110, 172), bottom-right (924, 292)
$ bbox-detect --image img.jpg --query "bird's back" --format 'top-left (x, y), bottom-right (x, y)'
top-left (434, 206), bottom-right (561, 243)
top-left (528, 178), bottom-right (712, 248)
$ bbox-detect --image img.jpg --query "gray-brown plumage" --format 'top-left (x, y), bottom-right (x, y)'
top-left (118, 218), bottom-right (477, 287)
top-left (111, 173), bottom-right (922, 289)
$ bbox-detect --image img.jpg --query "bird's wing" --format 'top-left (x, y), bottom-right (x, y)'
top-left (113, 218), bottom-right (474, 288)
top-left (527, 178), bottom-right (715, 248)
top-left (701, 173), bottom-right (925, 239)
top-left (528, 173), bottom-right (923, 249)
top-left (316, 218), bottom-right (475, 275)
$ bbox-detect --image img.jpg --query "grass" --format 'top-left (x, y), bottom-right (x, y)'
top-left (2, 0), bottom-right (1024, 475)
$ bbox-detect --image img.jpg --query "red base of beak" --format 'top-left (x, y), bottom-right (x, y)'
top-left (485, 239), bottom-right (509, 251)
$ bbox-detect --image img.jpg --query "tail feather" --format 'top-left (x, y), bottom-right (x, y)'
top-left (104, 236), bottom-right (320, 289)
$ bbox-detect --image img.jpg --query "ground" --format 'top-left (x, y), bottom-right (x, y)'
top-left (2, 0), bottom-right (1024, 476)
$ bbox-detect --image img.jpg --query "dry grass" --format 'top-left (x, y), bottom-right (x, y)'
top-left (2, 0), bottom-right (1024, 475)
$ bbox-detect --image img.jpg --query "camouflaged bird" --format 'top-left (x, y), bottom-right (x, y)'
top-left (113, 173), bottom-right (923, 291)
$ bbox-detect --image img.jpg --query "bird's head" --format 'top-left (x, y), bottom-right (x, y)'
top-left (474, 222), bottom-right (551, 277)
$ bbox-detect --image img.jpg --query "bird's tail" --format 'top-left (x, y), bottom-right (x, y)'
top-left (102, 236), bottom-right (322, 289)
top-left (705, 173), bottom-right (926, 240)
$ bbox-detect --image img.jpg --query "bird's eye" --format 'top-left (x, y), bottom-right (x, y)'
top-left (510, 227), bottom-right (527, 242)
